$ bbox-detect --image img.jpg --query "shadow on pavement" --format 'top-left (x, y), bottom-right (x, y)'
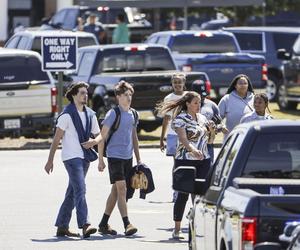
top-left (31, 233), bottom-right (145, 242)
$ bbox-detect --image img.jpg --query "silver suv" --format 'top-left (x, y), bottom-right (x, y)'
top-left (0, 49), bottom-right (57, 137)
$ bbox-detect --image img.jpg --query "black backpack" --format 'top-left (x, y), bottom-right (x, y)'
top-left (100, 107), bottom-right (138, 157)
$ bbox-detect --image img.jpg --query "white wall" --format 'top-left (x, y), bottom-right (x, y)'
top-left (0, 0), bottom-right (8, 42)
top-left (56, 0), bottom-right (73, 11)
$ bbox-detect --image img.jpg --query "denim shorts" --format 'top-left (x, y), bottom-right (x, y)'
top-left (166, 134), bottom-right (178, 156)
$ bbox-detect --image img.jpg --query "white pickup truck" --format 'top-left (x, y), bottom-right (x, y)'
top-left (0, 49), bottom-right (57, 137)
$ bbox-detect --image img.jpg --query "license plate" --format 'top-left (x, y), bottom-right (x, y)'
top-left (4, 119), bottom-right (21, 129)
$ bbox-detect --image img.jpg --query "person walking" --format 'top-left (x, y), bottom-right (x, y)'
top-left (159, 73), bottom-right (186, 202)
top-left (158, 91), bottom-right (214, 240)
top-left (112, 14), bottom-right (130, 44)
top-left (218, 74), bottom-right (254, 141)
top-left (192, 80), bottom-right (227, 163)
top-left (83, 13), bottom-right (106, 43)
top-left (92, 81), bottom-right (141, 236)
top-left (240, 92), bottom-right (273, 123)
top-left (44, 82), bottom-right (99, 238)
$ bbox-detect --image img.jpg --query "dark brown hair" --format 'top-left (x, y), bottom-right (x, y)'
top-left (157, 91), bottom-right (200, 118)
top-left (226, 74), bottom-right (254, 94)
top-left (114, 80), bottom-right (134, 96)
top-left (65, 81), bottom-right (89, 103)
top-left (254, 92), bottom-right (271, 113)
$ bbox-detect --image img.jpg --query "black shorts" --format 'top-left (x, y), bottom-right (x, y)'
top-left (107, 157), bottom-right (133, 184)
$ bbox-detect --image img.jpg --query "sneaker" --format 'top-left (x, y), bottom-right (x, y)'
top-left (56, 227), bottom-right (80, 237)
top-left (172, 230), bottom-right (185, 240)
top-left (82, 224), bottom-right (97, 238)
top-left (98, 224), bottom-right (117, 235)
top-left (125, 224), bottom-right (138, 236)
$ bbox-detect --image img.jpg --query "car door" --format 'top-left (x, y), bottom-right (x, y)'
top-left (194, 134), bottom-right (237, 250)
top-left (284, 37), bottom-right (300, 96)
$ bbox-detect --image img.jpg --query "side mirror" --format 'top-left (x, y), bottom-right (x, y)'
top-left (277, 48), bottom-right (291, 60)
top-left (254, 242), bottom-right (281, 250)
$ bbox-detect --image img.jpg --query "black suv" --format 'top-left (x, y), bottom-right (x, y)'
top-left (277, 36), bottom-right (300, 110)
top-left (224, 27), bottom-right (300, 101)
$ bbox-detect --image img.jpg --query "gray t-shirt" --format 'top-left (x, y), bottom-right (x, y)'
top-left (200, 98), bottom-right (220, 120)
top-left (102, 106), bottom-right (138, 159)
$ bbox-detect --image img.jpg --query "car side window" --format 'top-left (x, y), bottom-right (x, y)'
top-left (5, 36), bottom-right (21, 48)
top-left (146, 36), bottom-right (158, 44)
top-left (233, 32), bottom-right (263, 51)
top-left (63, 9), bottom-right (78, 29)
top-left (17, 36), bottom-right (29, 49)
top-left (51, 9), bottom-right (67, 27)
top-left (273, 33), bottom-right (299, 53)
top-left (219, 133), bottom-right (244, 187)
top-left (157, 36), bottom-right (169, 46)
top-left (212, 134), bottom-right (237, 186)
top-left (77, 52), bottom-right (95, 76)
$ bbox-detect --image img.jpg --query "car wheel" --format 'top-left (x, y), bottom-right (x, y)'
top-left (266, 75), bottom-right (279, 102)
top-left (277, 84), bottom-right (298, 110)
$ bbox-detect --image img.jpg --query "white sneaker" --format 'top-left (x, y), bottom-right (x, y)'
top-left (172, 230), bottom-right (185, 240)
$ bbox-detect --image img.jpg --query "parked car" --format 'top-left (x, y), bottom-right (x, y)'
top-left (40, 5), bottom-right (153, 43)
top-left (67, 44), bottom-right (210, 132)
top-left (4, 30), bottom-right (98, 54)
top-left (276, 36), bottom-right (300, 110)
top-left (146, 30), bottom-right (266, 99)
top-left (188, 120), bottom-right (300, 250)
top-left (224, 27), bottom-right (300, 101)
top-left (0, 49), bottom-right (57, 137)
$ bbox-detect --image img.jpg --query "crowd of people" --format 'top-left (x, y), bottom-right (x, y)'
top-left (44, 73), bottom-right (272, 239)
top-left (75, 13), bottom-right (130, 44)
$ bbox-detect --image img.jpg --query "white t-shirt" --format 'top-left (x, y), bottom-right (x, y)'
top-left (56, 111), bottom-right (100, 161)
top-left (164, 92), bottom-right (187, 135)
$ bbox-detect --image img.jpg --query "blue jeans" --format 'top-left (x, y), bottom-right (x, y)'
top-left (55, 158), bottom-right (90, 229)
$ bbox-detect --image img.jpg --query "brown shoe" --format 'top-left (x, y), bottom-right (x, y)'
top-left (125, 224), bottom-right (137, 236)
top-left (56, 227), bottom-right (80, 237)
top-left (98, 224), bottom-right (117, 235)
top-left (82, 224), bottom-right (97, 238)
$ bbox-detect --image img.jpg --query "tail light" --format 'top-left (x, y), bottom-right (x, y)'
top-left (205, 80), bottom-right (211, 96)
top-left (241, 217), bottom-right (257, 250)
top-left (182, 64), bottom-right (192, 72)
top-left (51, 87), bottom-right (58, 113)
top-left (262, 63), bottom-right (268, 81)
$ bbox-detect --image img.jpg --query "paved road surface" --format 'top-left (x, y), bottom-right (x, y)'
top-left (1, 148), bottom-right (218, 250)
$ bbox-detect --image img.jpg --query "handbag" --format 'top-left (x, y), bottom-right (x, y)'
top-left (172, 166), bottom-right (196, 194)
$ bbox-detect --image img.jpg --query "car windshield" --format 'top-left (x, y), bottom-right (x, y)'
top-left (171, 34), bottom-right (238, 53)
top-left (98, 47), bottom-right (175, 73)
top-left (242, 133), bottom-right (300, 179)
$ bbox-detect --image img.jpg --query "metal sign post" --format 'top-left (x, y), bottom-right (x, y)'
top-left (41, 36), bottom-right (78, 113)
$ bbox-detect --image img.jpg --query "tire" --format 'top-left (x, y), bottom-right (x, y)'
top-left (277, 84), bottom-right (298, 110)
top-left (266, 75), bottom-right (279, 102)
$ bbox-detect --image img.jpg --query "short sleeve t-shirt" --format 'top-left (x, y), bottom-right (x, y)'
top-left (57, 111), bottom-right (100, 161)
top-left (102, 106), bottom-right (138, 159)
top-left (172, 112), bottom-right (210, 160)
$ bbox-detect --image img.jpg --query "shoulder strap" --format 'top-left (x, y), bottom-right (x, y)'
top-left (130, 108), bottom-right (138, 125)
top-left (105, 107), bottom-right (121, 146)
